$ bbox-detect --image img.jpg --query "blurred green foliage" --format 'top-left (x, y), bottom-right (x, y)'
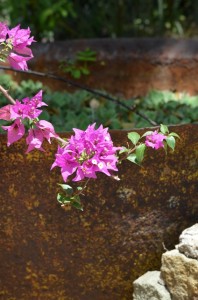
top-left (0, 74), bottom-right (197, 132)
top-left (60, 48), bottom-right (97, 79)
top-left (1, 0), bottom-right (198, 41)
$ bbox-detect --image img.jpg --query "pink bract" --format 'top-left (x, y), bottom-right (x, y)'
top-left (7, 52), bottom-right (32, 71)
top-left (0, 104), bottom-right (12, 121)
top-left (0, 22), bottom-right (8, 42)
top-left (51, 123), bottom-right (120, 182)
top-left (145, 130), bottom-right (167, 150)
top-left (26, 120), bottom-right (57, 153)
top-left (2, 119), bottom-right (25, 146)
top-left (8, 24), bottom-right (35, 57)
top-left (11, 90), bottom-right (47, 120)
top-left (0, 22), bottom-right (35, 70)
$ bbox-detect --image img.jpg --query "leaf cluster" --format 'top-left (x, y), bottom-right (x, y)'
top-left (57, 184), bottom-right (83, 211)
top-left (60, 48), bottom-right (97, 79)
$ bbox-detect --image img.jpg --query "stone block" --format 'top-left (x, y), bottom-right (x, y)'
top-left (133, 271), bottom-right (171, 300)
top-left (176, 223), bottom-right (198, 259)
top-left (161, 249), bottom-right (198, 300)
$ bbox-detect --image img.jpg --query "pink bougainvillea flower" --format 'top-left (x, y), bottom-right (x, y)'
top-left (51, 123), bottom-right (120, 182)
top-left (0, 104), bottom-right (12, 121)
top-left (26, 120), bottom-right (57, 153)
top-left (0, 22), bottom-right (8, 42)
top-left (145, 130), bottom-right (167, 150)
top-left (5, 90), bottom-right (46, 120)
top-left (7, 52), bottom-right (32, 71)
top-left (0, 23), bottom-right (35, 70)
top-left (2, 118), bottom-right (25, 146)
top-left (22, 90), bottom-right (47, 110)
top-left (7, 24), bottom-right (35, 57)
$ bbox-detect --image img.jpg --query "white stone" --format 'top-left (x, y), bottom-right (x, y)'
top-left (133, 271), bottom-right (171, 300)
top-left (176, 223), bottom-right (198, 259)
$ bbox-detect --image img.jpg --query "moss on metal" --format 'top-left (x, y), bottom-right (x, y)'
top-left (0, 124), bottom-right (197, 299)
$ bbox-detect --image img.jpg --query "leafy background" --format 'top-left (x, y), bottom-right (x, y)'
top-left (1, 0), bottom-right (198, 41)
top-left (0, 75), bottom-right (197, 132)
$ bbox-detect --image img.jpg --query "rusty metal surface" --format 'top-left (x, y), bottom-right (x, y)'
top-left (0, 124), bottom-right (197, 300)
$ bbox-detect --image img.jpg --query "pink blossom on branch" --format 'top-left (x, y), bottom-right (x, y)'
top-left (7, 52), bottom-right (32, 71)
top-left (26, 120), bottom-right (58, 153)
top-left (2, 119), bottom-right (25, 146)
top-left (10, 90), bottom-right (46, 119)
top-left (7, 25), bottom-right (35, 57)
top-left (0, 22), bottom-right (35, 70)
top-left (51, 123), bottom-right (120, 182)
top-left (0, 104), bottom-right (12, 121)
top-left (0, 90), bottom-right (47, 121)
top-left (0, 90), bottom-right (58, 151)
top-left (0, 22), bottom-right (8, 42)
top-left (145, 130), bottom-right (167, 150)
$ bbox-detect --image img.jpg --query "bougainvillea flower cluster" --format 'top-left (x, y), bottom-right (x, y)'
top-left (0, 90), bottom-right (57, 151)
top-left (145, 130), bottom-right (167, 149)
top-left (0, 22), bottom-right (34, 70)
top-left (51, 123), bottom-right (121, 182)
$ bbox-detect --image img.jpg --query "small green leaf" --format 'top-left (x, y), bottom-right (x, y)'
top-left (135, 143), bottom-right (146, 163)
top-left (81, 67), bottom-right (90, 75)
top-left (71, 196), bottom-right (83, 211)
top-left (77, 186), bottom-right (83, 191)
top-left (127, 132), bottom-right (140, 145)
top-left (72, 69), bottom-right (81, 79)
top-left (142, 131), bottom-right (153, 137)
top-left (58, 183), bottom-right (73, 191)
top-left (160, 124), bottom-right (169, 134)
top-left (166, 136), bottom-right (176, 151)
top-left (119, 147), bottom-right (129, 154)
top-left (57, 193), bottom-right (71, 204)
top-left (168, 132), bottom-right (180, 139)
top-left (127, 153), bottom-right (139, 165)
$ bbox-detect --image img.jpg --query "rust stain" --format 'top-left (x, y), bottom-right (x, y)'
top-left (0, 124), bottom-right (197, 300)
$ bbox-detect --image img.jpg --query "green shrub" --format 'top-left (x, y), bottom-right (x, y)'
top-left (0, 74), bottom-right (197, 133)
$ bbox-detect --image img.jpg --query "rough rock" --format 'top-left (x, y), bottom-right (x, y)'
top-left (161, 249), bottom-right (198, 300)
top-left (176, 223), bottom-right (198, 259)
top-left (133, 271), bottom-right (171, 300)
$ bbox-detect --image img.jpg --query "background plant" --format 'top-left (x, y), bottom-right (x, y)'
top-left (60, 48), bottom-right (97, 79)
top-left (0, 75), bottom-right (197, 133)
top-left (1, 0), bottom-right (198, 41)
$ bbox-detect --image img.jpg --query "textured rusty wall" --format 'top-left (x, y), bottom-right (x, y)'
top-left (0, 124), bottom-right (197, 300)
top-left (9, 38), bottom-right (198, 97)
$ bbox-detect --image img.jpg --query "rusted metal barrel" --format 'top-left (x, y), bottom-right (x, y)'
top-left (0, 124), bottom-right (197, 299)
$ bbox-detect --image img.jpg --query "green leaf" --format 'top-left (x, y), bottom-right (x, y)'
top-left (142, 131), bottom-right (153, 137)
top-left (58, 183), bottom-right (73, 191)
top-left (135, 143), bottom-right (146, 163)
top-left (81, 67), bottom-right (90, 75)
top-left (168, 132), bottom-right (180, 139)
top-left (119, 147), bottom-right (129, 154)
top-left (127, 153), bottom-right (139, 165)
top-left (57, 193), bottom-right (71, 204)
top-left (160, 124), bottom-right (169, 134)
top-left (77, 186), bottom-right (83, 191)
top-left (127, 132), bottom-right (140, 145)
top-left (71, 196), bottom-right (83, 211)
top-left (72, 69), bottom-right (81, 79)
top-left (166, 136), bottom-right (176, 151)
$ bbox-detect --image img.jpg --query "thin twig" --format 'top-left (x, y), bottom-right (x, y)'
top-left (0, 66), bottom-right (158, 126)
top-left (0, 84), bottom-right (16, 104)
